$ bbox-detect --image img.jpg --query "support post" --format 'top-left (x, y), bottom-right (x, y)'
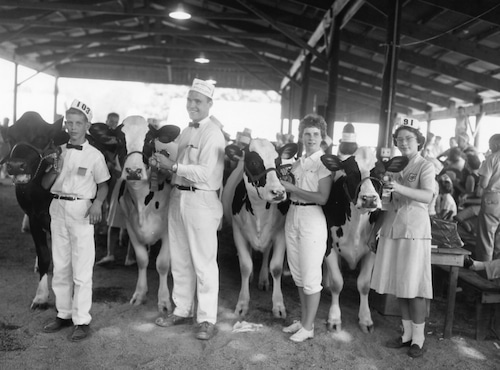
top-left (325, 14), bottom-right (341, 154)
top-left (377, 0), bottom-right (402, 159)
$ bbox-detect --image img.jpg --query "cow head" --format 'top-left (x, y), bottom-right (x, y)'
top-left (226, 140), bottom-right (297, 203)
top-left (2, 112), bottom-right (66, 184)
top-left (114, 116), bottom-right (180, 181)
top-left (321, 147), bottom-right (408, 212)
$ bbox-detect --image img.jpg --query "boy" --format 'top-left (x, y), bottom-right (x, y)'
top-left (42, 99), bottom-right (110, 342)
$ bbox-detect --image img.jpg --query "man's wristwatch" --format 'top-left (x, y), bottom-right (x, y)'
top-left (171, 163), bottom-right (178, 173)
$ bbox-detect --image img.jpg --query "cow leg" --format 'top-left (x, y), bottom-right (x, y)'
top-left (258, 248), bottom-right (270, 291)
top-left (124, 240), bottom-right (137, 266)
top-left (325, 251), bottom-right (343, 332)
top-left (357, 251), bottom-right (375, 333)
top-left (233, 225), bottom-right (252, 317)
top-left (156, 236), bottom-right (172, 314)
top-left (30, 224), bottom-right (51, 310)
top-left (128, 229), bottom-right (149, 305)
top-left (269, 233), bottom-right (286, 319)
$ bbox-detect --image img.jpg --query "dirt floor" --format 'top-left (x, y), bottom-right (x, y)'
top-left (1, 178), bottom-right (500, 370)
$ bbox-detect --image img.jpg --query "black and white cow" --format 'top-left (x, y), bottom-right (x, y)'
top-left (222, 139), bottom-right (297, 318)
top-left (114, 116), bottom-right (179, 312)
top-left (0, 112), bottom-right (67, 309)
top-left (321, 147), bottom-right (408, 332)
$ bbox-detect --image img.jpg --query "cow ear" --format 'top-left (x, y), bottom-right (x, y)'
top-left (225, 144), bottom-right (243, 161)
top-left (384, 156), bottom-right (409, 172)
top-left (321, 154), bottom-right (342, 172)
top-left (53, 116), bottom-right (63, 131)
top-left (53, 130), bottom-right (70, 146)
top-left (278, 143), bottom-right (298, 159)
top-left (88, 123), bottom-right (118, 150)
top-left (157, 125), bottom-right (180, 143)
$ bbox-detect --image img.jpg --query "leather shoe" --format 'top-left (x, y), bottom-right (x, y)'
top-left (43, 318), bottom-right (73, 333)
top-left (155, 314), bottom-right (192, 327)
top-left (408, 343), bottom-right (425, 358)
top-left (70, 325), bottom-right (90, 342)
top-left (196, 321), bottom-right (216, 340)
top-left (385, 337), bottom-right (412, 348)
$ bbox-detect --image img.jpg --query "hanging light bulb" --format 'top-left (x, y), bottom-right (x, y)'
top-left (194, 53), bottom-right (210, 64)
top-left (169, 3), bottom-right (191, 20)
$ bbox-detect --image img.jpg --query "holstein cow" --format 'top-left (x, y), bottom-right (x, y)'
top-left (114, 116), bottom-right (179, 312)
top-left (222, 139), bottom-right (297, 318)
top-left (320, 147), bottom-right (408, 332)
top-left (0, 112), bottom-right (67, 309)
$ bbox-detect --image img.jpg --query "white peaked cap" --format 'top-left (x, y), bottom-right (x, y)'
top-left (341, 123), bottom-right (356, 143)
top-left (189, 78), bottom-right (215, 98)
top-left (70, 99), bottom-right (93, 122)
top-left (400, 116), bottom-right (421, 130)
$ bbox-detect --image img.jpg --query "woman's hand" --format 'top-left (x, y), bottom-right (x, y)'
top-left (280, 180), bottom-right (296, 193)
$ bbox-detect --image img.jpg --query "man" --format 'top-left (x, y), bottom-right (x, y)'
top-left (105, 112), bottom-right (120, 129)
top-left (152, 79), bottom-right (226, 340)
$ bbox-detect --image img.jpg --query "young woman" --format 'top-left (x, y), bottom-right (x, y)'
top-left (371, 117), bottom-right (434, 358)
top-left (280, 114), bottom-right (333, 342)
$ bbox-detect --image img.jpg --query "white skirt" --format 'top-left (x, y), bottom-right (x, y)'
top-left (371, 237), bottom-right (433, 299)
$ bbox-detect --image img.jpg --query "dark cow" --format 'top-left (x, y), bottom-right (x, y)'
top-left (114, 116), bottom-right (179, 312)
top-left (222, 139), bottom-right (297, 318)
top-left (321, 147), bottom-right (408, 332)
top-left (0, 112), bottom-right (67, 309)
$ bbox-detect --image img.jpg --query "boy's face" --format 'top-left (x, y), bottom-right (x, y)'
top-left (65, 112), bottom-right (90, 144)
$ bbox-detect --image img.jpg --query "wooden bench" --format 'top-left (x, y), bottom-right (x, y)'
top-left (435, 265), bottom-right (500, 340)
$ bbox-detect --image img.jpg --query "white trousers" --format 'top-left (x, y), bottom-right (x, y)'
top-left (50, 199), bottom-right (95, 325)
top-left (285, 205), bottom-right (327, 295)
top-left (168, 188), bottom-right (222, 324)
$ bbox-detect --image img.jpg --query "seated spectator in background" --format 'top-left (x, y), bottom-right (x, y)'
top-left (456, 132), bottom-right (477, 157)
top-left (429, 135), bottom-right (444, 158)
top-left (435, 174), bottom-right (457, 220)
top-left (106, 112), bottom-right (120, 130)
top-left (457, 153), bottom-right (482, 208)
top-left (468, 258), bottom-right (500, 282)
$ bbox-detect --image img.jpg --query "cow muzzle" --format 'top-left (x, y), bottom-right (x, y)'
top-left (7, 160), bottom-right (33, 183)
top-left (358, 194), bottom-right (380, 211)
top-left (125, 168), bottom-right (143, 181)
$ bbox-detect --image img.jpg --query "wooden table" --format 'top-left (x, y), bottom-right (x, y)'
top-left (431, 247), bottom-right (471, 339)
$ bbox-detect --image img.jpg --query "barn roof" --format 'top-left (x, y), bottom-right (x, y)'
top-left (1, 0), bottom-right (500, 122)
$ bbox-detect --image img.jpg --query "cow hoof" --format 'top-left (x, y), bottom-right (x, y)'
top-left (130, 295), bottom-right (146, 306)
top-left (234, 304), bottom-right (249, 317)
top-left (272, 307), bottom-right (286, 319)
top-left (30, 302), bottom-right (49, 310)
top-left (360, 323), bottom-right (374, 334)
top-left (327, 322), bottom-right (342, 332)
top-left (157, 302), bottom-right (172, 315)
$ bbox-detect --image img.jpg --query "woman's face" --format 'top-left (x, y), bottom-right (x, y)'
top-left (395, 128), bottom-right (419, 157)
top-left (302, 126), bottom-right (322, 154)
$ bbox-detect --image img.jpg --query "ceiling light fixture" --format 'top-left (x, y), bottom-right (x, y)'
top-left (194, 53), bottom-right (210, 64)
top-left (169, 3), bottom-right (191, 20)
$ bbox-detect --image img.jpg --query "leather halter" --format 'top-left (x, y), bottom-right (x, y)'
top-left (8, 141), bottom-right (56, 182)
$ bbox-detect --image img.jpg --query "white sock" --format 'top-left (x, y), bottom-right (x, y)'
top-left (401, 319), bottom-right (412, 342)
top-left (411, 322), bottom-right (425, 347)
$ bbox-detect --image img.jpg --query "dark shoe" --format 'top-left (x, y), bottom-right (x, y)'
top-left (385, 337), bottom-right (412, 348)
top-left (70, 325), bottom-right (90, 342)
top-left (463, 255), bottom-right (474, 269)
top-left (43, 318), bottom-right (73, 333)
top-left (155, 314), bottom-right (192, 327)
top-left (196, 321), bottom-right (216, 340)
top-left (408, 343), bottom-right (425, 358)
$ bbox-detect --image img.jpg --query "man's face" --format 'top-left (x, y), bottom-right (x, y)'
top-left (106, 115), bottom-right (119, 129)
top-left (186, 91), bottom-right (212, 123)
